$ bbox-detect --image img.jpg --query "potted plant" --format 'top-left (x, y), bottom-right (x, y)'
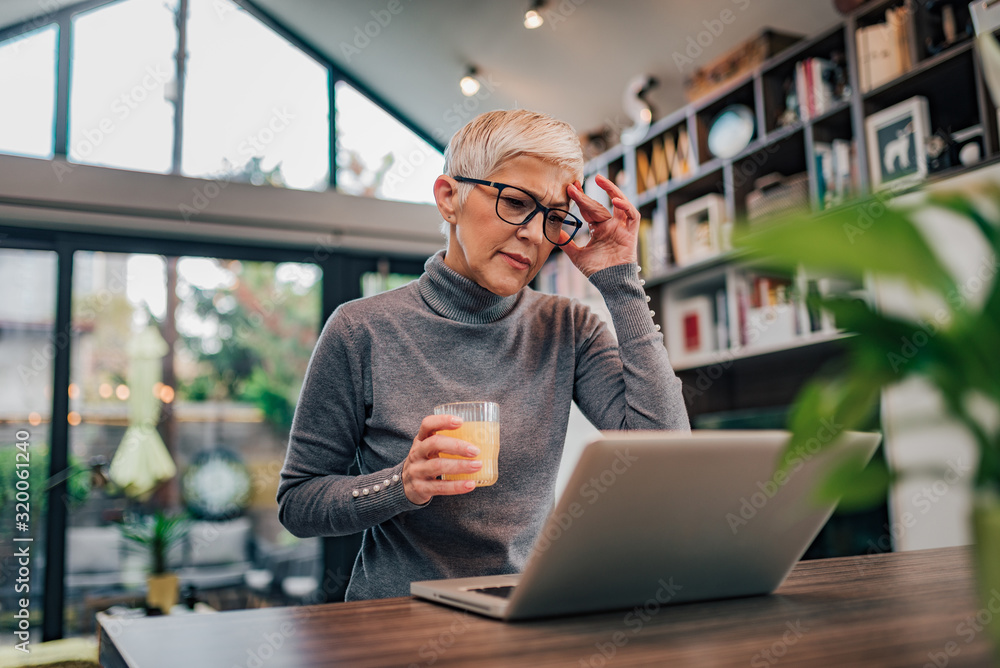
top-left (735, 185), bottom-right (1000, 658)
top-left (120, 511), bottom-right (190, 613)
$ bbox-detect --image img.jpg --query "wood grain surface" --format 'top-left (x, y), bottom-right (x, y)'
top-left (98, 546), bottom-right (999, 667)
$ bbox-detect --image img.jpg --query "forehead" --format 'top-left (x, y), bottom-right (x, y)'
top-left (487, 155), bottom-right (574, 204)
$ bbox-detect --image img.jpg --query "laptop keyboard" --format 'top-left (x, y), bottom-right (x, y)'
top-left (470, 585), bottom-right (516, 599)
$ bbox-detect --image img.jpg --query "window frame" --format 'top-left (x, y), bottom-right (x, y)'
top-left (0, 0), bottom-right (445, 190)
top-left (0, 223), bottom-right (427, 638)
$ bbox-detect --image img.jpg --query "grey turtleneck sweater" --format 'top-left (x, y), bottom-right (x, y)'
top-left (278, 250), bottom-right (689, 600)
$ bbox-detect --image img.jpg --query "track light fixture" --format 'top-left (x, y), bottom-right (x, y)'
top-left (524, 0), bottom-right (545, 29)
top-left (460, 67), bottom-right (481, 97)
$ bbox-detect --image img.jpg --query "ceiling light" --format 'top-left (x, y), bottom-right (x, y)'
top-left (524, 1), bottom-right (544, 29)
top-left (460, 67), bottom-right (481, 96)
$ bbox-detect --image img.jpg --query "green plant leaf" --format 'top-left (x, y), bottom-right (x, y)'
top-left (735, 199), bottom-right (956, 296)
top-left (812, 451), bottom-right (892, 512)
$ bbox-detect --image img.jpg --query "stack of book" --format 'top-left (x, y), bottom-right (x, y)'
top-left (856, 5), bottom-right (914, 92)
top-left (635, 127), bottom-right (692, 195)
top-left (793, 57), bottom-right (841, 121)
top-left (814, 138), bottom-right (856, 209)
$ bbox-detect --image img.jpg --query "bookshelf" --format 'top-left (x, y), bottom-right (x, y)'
top-left (546, 0), bottom-right (999, 427)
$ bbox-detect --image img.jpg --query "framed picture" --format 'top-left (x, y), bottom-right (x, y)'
top-left (864, 96), bottom-right (931, 191)
top-left (673, 193), bottom-right (726, 266)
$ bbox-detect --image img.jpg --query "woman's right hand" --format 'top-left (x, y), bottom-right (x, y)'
top-left (401, 414), bottom-right (482, 505)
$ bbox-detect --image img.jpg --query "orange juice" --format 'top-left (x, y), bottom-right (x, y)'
top-left (437, 421), bottom-right (500, 486)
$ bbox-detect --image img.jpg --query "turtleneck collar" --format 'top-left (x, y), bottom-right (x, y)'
top-left (416, 250), bottom-right (522, 324)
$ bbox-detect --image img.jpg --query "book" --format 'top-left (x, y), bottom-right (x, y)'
top-left (650, 205), bottom-right (670, 274)
top-left (663, 132), bottom-right (677, 182)
top-left (673, 127), bottom-right (692, 178)
top-left (635, 150), bottom-right (651, 195)
top-left (857, 7), bottom-right (912, 92)
top-left (651, 137), bottom-right (669, 184)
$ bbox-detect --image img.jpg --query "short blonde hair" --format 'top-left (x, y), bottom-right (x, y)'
top-left (444, 109), bottom-right (584, 207)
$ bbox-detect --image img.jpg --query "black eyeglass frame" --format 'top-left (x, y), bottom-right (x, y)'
top-left (453, 176), bottom-right (584, 247)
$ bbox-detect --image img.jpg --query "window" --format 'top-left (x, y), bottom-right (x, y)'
top-left (181, 0), bottom-right (330, 190)
top-left (63, 250), bottom-right (322, 635)
top-left (0, 248), bottom-right (58, 642)
top-left (0, 25), bottom-right (58, 159)
top-left (336, 81), bottom-right (444, 205)
top-left (69, 0), bottom-right (178, 173)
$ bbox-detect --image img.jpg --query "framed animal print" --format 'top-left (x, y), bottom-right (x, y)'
top-left (864, 96), bottom-right (931, 191)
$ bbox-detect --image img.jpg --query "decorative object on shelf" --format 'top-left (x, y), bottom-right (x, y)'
top-left (745, 172), bottom-right (810, 221)
top-left (667, 295), bottom-right (716, 361)
top-left (856, 4), bottom-right (914, 92)
top-left (959, 138), bottom-right (983, 165)
top-left (120, 511), bottom-right (190, 614)
top-left (735, 186), bottom-right (1000, 661)
top-left (920, 0), bottom-right (975, 55)
top-left (620, 74), bottom-right (658, 146)
top-left (864, 95), bottom-right (931, 190)
top-left (707, 104), bottom-right (755, 159)
top-left (673, 193), bottom-right (726, 266)
top-left (970, 0), bottom-right (1000, 35)
top-left (925, 128), bottom-right (960, 173)
top-left (683, 29), bottom-right (802, 103)
top-left (182, 449), bottom-right (252, 521)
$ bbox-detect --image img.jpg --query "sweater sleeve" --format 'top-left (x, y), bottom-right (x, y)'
top-left (277, 307), bottom-right (426, 538)
top-left (572, 262), bottom-right (691, 432)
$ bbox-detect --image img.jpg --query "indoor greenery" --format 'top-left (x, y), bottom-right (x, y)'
top-left (735, 184), bottom-right (1000, 661)
top-left (735, 186), bottom-right (1000, 502)
top-left (119, 511), bottom-right (190, 575)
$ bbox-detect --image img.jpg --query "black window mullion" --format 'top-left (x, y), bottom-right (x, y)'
top-left (42, 241), bottom-right (73, 641)
top-left (53, 12), bottom-right (71, 158)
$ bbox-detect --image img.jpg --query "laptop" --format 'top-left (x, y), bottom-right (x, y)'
top-left (410, 429), bottom-right (882, 620)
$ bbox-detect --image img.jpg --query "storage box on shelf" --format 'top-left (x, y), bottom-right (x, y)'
top-left (562, 0), bottom-right (999, 425)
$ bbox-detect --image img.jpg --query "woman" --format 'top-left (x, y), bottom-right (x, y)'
top-left (278, 109), bottom-right (689, 601)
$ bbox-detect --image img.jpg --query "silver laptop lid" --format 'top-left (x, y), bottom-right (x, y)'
top-left (504, 430), bottom-right (881, 619)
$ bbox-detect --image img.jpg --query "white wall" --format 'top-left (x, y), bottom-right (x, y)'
top-left (877, 161), bottom-right (1000, 550)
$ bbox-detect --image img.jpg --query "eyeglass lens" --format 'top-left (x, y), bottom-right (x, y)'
top-left (495, 186), bottom-right (581, 245)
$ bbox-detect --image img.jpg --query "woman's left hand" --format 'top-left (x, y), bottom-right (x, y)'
top-left (561, 173), bottom-right (640, 277)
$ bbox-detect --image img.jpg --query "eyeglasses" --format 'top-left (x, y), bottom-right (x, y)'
top-left (453, 176), bottom-right (584, 247)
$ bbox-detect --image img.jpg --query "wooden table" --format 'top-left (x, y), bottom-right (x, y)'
top-left (98, 546), bottom-right (999, 667)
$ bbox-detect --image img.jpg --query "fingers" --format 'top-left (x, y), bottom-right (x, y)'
top-left (569, 177), bottom-right (639, 230)
top-left (403, 414), bottom-right (483, 504)
top-left (567, 181), bottom-right (612, 224)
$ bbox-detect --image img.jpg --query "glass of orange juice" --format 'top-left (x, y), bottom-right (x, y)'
top-left (433, 401), bottom-right (500, 486)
